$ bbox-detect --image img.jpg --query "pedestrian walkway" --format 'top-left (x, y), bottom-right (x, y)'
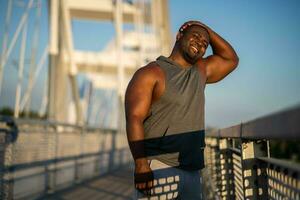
top-left (43, 167), bottom-right (134, 200)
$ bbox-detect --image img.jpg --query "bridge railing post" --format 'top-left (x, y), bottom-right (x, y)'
top-left (1, 117), bottom-right (18, 199)
top-left (219, 138), bottom-right (235, 199)
top-left (1, 131), bottom-right (13, 199)
top-left (241, 139), bottom-right (269, 200)
top-left (46, 124), bottom-right (59, 194)
top-left (44, 123), bottom-right (55, 195)
top-left (206, 137), bottom-right (222, 197)
top-left (205, 106), bottom-right (300, 199)
top-left (74, 126), bottom-right (84, 183)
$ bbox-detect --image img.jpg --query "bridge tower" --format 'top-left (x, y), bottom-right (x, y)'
top-left (48, 0), bottom-right (171, 126)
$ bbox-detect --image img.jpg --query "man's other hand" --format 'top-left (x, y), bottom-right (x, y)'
top-left (134, 160), bottom-right (154, 196)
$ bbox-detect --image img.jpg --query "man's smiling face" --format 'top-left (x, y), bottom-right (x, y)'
top-left (178, 25), bottom-right (210, 64)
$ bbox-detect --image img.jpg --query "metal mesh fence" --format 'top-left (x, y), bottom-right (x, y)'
top-left (204, 137), bottom-right (300, 200)
top-left (0, 117), bottom-right (131, 199)
top-left (232, 150), bottom-right (243, 200)
top-left (260, 158), bottom-right (300, 200)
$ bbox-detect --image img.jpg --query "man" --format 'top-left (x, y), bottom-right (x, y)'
top-left (125, 20), bottom-right (239, 199)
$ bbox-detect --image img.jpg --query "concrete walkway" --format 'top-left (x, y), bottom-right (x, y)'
top-left (43, 167), bottom-right (134, 200)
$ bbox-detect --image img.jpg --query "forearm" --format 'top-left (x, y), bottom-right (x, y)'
top-left (126, 117), bottom-right (148, 166)
top-left (127, 117), bottom-right (153, 191)
top-left (206, 27), bottom-right (239, 62)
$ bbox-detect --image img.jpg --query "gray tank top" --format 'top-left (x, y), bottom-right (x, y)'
top-left (143, 56), bottom-right (206, 170)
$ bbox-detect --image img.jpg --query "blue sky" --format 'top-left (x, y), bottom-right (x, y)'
top-left (169, 0), bottom-right (300, 127)
top-left (0, 0), bottom-right (300, 128)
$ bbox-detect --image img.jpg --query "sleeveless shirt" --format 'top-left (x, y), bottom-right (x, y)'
top-left (143, 56), bottom-right (206, 170)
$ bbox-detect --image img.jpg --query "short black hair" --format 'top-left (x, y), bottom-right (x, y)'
top-left (178, 21), bottom-right (208, 35)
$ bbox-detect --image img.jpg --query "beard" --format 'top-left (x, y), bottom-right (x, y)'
top-left (180, 39), bottom-right (203, 64)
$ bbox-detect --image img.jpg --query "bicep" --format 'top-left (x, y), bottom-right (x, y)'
top-left (125, 69), bottom-right (155, 121)
top-left (205, 55), bottom-right (238, 84)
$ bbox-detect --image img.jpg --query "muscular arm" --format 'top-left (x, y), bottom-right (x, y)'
top-left (203, 26), bottom-right (239, 83)
top-left (125, 64), bottom-right (157, 192)
top-left (125, 66), bottom-right (154, 163)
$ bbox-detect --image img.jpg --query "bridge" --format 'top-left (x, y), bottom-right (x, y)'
top-left (0, 105), bottom-right (299, 199)
top-left (0, 0), bottom-right (299, 199)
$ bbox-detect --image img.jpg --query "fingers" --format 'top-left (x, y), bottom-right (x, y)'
top-left (135, 180), bottom-right (154, 196)
top-left (135, 181), bottom-right (154, 190)
top-left (134, 170), bottom-right (154, 196)
top-left (147, 180), bottom-right (154, 189)
top-left (135, 182), bottom-right (146, 190)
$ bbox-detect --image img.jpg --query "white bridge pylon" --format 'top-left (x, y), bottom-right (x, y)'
top-left (73, 31), bottom-right (159, 89)
top-left (48, 0), bottom-right (171, 125)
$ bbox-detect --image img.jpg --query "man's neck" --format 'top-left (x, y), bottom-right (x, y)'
top-left (168, 49), bottom-right (194, 69)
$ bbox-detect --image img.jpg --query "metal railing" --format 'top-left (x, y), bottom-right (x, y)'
top-left (0, 116), bottom-right (131, 200)
top-left (203, 106), bottom-right (300, 200)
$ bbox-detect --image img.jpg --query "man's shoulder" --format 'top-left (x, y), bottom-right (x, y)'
top-left (134, 61), bottom-right (163, 79)
top-left (139, 61), bottom-right (161, 72)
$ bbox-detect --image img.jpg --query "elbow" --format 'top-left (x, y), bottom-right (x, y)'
top-left (232, 55), bottom-right (239, 69)
top-left (235, 55), bottom-right (239, 65)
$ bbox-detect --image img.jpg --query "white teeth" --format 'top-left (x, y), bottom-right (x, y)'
top-left (191, 46), bottom-right (198, 53)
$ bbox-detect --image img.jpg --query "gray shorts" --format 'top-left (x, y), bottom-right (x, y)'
top-left (133, 159), bottom-right (204, 200)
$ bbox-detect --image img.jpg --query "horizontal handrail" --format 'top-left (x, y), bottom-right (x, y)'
top-left (207, 105), bottom-right (300, 140)
top-left (0, 115), bottom-right (118, 133)
top-left (3, 148), bottom-right (128, 173)
top-left (258, 157), bottom-right (300, 174)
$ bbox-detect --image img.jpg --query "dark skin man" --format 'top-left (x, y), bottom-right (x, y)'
top-left (125, 20), bottom-right (239, 195)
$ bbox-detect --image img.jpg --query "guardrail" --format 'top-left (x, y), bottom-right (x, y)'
top-left (203, 106), bottom-right (300, 200)
top-left (0, 116), bottom-right (131, 200)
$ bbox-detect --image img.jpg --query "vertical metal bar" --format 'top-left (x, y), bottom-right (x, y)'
top-left (86, 83), bottom-right (93, 125)
top-left (61, 0), bottom-right (83, 125)
top-left (90, 93), bottom-right (101, 126)
top-left (14, 21), bottom-right (28, 118)
top-left (3, 118), bottom-right (18, 199)
top-left (24, 0), bottom-right (42, 116)
top-left (0, 0), bottom-right (13, 97)
top-left (69, 75), bottom-right (84, 124)
top-left (75, 126), bottom-right (84, 183)
top-left (219, 138), bottom-right (235, 199)
top-left (0, 0), bottom-right (34, 91)
top-left (53, 125), bottom-right (59, 191)
top-left (203, 137), bottom-right (218, 200)
top-left (61, 0), bottom-right (76, 75)
top-left (81, 81), bottom-right (90, 123)
top-left (151, 0), bottom-right (159, 54)
top-left (48, 0), bottom-right (59, 120)
top-left (44, 123), bottom-right (50, 195)
top-left (159, 0), bottom-right (171, 55)
top-left (134, 0), bottom-right (144, 68)
top-left (20, 46), bottom-right (48, 111)
top-left (241, 140), bottom-right (268, 199)
top-left (48, 0), bottom-right (58, 56)
top-left (107, 90), bottom-right (116, 128)
top-left (215, 138), bottom-right (222, 198)
top-left (0, 128), bottom-right (7, 199)
top-left (39, 74), bottom-right (49, 117)
top-left (115, 0), bottom-right (125, 99)
top-left (151, 0), bottom-right (171, 55)
top-left (208, 137), bottom-right (222, 198)
top-left (114, 0), bottom-right (125, 137)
